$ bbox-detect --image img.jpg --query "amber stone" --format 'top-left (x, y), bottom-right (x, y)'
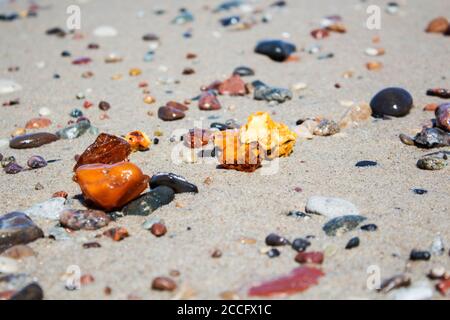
top-left (425, 17), bottom-right (449, 33)
top-left (73, 133), bottom-right (131, 171)
top-left (103, 227), bottom-right (129, 241)
top-left (74, 162), bottom-right (149, 210)
top-left (25, 118), bottom-right (52, 129)
top-left (218, 75), bottom-right (247, 96)
top-left (125, 131), bottom-right (151, 152)
top-left (151, 277), bottom-right (177, 291)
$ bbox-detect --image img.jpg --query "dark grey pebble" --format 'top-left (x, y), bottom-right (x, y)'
top-left (254, 39), bottom-right (296, 62)
top-left (252, 80), bottom-right (292, 103)
top-left (323, 215), bottom-right (367, 236)
top-left (370, 87), bottom-right (413, 117)
top-left (150, 172), bottom-right (198, 194)
top-left (232, 66), bottom-right (255, 77)
top-left (9, 132), bottom-right (59, 149)
top-left (265, 233), bottom-right (289, 246)
top-left (345, 237), bottom-right (360, 249)
top-left (355, 160), bottom-right (377, 167)
top-left (220, 15), bottom-right (240, 27)
top-left (4, 162), bottom-right (23, 174)
top-left (210, 122), bottom-right (229, 131)
top-left (10, 282), bottom-right (44, 300)
top-left (0, 212), bottom-right (44, 253)
top-left (414, 127), bottom-right (450, 148)
top-left (291, 238), bottom-right (311, 252)
top-left (412, 188), bottom-right (428, 195)
top-left (267, 248), bottom-right (281, 258)
top-left (409, 250), bottom-right (431, 261)
top-left (122, 186), bottom-right (175, 216)
top-left (361, 224), bottom-right (378, 232)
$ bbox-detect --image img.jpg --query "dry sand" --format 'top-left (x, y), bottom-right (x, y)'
top-left (0, 0), bottom-right (449, 299)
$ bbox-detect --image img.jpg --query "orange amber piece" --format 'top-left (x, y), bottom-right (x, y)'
top-left (125, 130), bottom-right (151, 152)
top-left (25, 117), bottom-right (52, 129)
top-left (74, 133), bottom-right (131, 171)
top-left (74, 162), bottom-right (149, 211)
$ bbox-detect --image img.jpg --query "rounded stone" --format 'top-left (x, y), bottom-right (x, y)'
top-left (149, 172), bottom-right (198, 194)
top-left (254, 40), bottom-right (296, 62)
top-left (27, 155), bottom-right (47, 169)
top-left (370, 87), bottom-right (413, 117)
top-left (9, 132), bottom-right (59, 149)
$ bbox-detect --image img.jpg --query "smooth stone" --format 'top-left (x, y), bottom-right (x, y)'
top-left (306, 196), bottom-right (360, 218)
top-left (122, 186), bottom-right (175, 216)
top-left (391, 281), bottom-right (433, 300)
top-left (417, 156), bottom-right (447, 170)
top-left (0, 79), bottom-right (22, 95)
top-left (158, 106), bottom-right (185, 121)
top-left (142, 217), bottom-right (163, 230)
top-left (210, 122), bottom-right (229, 131)
top-left (93, 25), bottom-right (117, 37)
top-left (435, 103), bottom-right (450, 132)
top-left (220, 15), bottom-right (240, 27)
top-left (232, 66), bottom-right (255, 77)
top-left (0, 212), bottom-right (44, 253)
top-left (171, 9), bottom-right (194, 25)
top-left (199, 92), bottom-right (222, 110)
top-left (23, 197), bottom-right (66, 220)
top-left (412, 188), bottom-right (428, 195)
top-left (27, 156), bottom-right (47, 169)
top-left (0, 257), bottom-right (18, 273)
top-left (9, 132), bottom-right (58, 149)
top-left (323, 215), bottom-right (367, 236)
top-left (1, 245), bottom-right (36, 260)
top-left (252, 81), bottom-right (292, 103)
top-left (355, 160), bottom-right (378, 167)
top-left (56, 120), bottom-right (91, 139)
top-left (370, 87), bottom-right (413, 117)
top-left (150, 172), bottom-right (198, 194)
top-left (345, 237), bottom-right (360, 249)
top-left (59, 209), bottom-right (111, 231)
top-left (254, 40), bottom-right (296, 62)
top-left (10, 282), bottom-right (44, 300)
top-left (414, 128), bottom-right (450, 148)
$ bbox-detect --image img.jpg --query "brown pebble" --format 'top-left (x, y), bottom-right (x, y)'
top-left (150, 223), bottom-right (167, 237)
top-left (82, 242), bottom-right (102, 249)
top-left (103, 227), bottom-right (129, 241)
top-left (80, 274), bottom-right (95, 285)
top-left (211, 249), bottom-right (222, 258)
top-left (423, 103), bottom-right (438, 112)
top-left (1, 245), bottom-right (36, 259)
top-left (98, 101), bottom-right (111, 111)
top-left (169, 270), bottom-right (180, 277)
top-left (425, 17), bottom-right (449, 33)
top-left (104, 286), bottom-right (112, 295)
top-left (52, 191), bottom-right (68, 199)
top-left (152, 277), bottom-right (177, 291)
top-left (203, 176), bottom-right (213, 185)
top-left (366, 61), bottom-right (383, 71)
top-left (182, 67), bottom-right (195, 75)
top-left (186, 53), bottom-right (197, 59)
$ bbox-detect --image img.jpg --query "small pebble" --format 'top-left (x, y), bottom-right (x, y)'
top-left (345, 237), bottom-right (360, 250)
top-left (150, 223), bottom-right (167, 237)
top-left (151, 277), bottom-right (177, 291)
top-left (361, 224), bottom-right (378, 232)
top-left (27, 155), bottom-right (47, 169)
top-left (267, 248), bottom-right (281, 258)
top-left (291, 238), bottom-right (311, 252)
top-left (409, 250), bottom-right (431, 261)
top-left (265, 233), bottom-right (289, 246)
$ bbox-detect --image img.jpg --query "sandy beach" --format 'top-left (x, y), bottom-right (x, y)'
top-left (0, 0), bottom-right (449, 300)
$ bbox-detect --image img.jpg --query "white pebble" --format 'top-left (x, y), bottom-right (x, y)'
top-left (306, 196), bottom-right (360, 218)
top-left (38, 107), bottom-right (51, 116)
top-left (93, 25), bottom-right (118, 37)
top-left (0, 79), bottom-right (22, 95)
top-left (0, 257), bottom-right (18, 274)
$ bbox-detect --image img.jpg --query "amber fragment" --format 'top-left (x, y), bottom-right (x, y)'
top-left (73, 133), bottom-right (131, 171)
top-left (74, 162), bottom-right (149, 210)
top-left (125, 130), bottom-right (151, 152)
top-left (25, 118), bottom-right (52, 129)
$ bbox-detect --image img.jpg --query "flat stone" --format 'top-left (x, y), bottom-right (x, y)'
top-left (0, 79), bottom-right (22, 95)
top-left (150, 172), bottom-right (198, 194)
top-left (9, 132), bottom-right (59, 149)
top-left (414, 127), bottom-right (450, 148)
top-left (59, 209), bottom-right (111, 231)
top-left (0, 212), bottom-right (44, 253)
top-left (199, 92), bottom-right (222, 110)
top-left (323, 215), bottom-right (367, 236)
top-left (122, 186), bottom-right (175, 216)
top-left (306, 196), bottom-right (360, 218)
top-left (158, 106), bottom-right (185, 121)
top-left (23, 197), bottom-right (66, 220)
top-left (232, 66), bottom-right (255, 77)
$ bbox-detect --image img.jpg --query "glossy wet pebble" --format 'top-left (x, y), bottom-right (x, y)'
top-left (323, 215), bottom-right (366, 236)
top-left (265, 233), bottom-right (289, 246)
top-left (158, 106), bottom-right (185, 121)
top-left (370, 87), bottom-right (413, 117)
top-left (436, 103), bottom-right (450, 132)
top-left (59, 209), bottom-right (111, 231)
top-left (355, 160), bottom-right (377, 167)
top-left (345, 237), bottom-right (360, 249)
top-left (198, 92), bottom-right (222, 110)
top-left (150, 172), bottom-right (198, 194)
top-left (306, 196), bottom-right (360, 218)
top-left (291, 238), bottom-right (311, 252)
top-left (9, 132), bottom-right (58, 149)
top-left (122, 186), bottom-right (175, 216)
top-left (0, 212), bottom-right (44, 253)
top-left (27, 156), bottom-right (47, 169)
top-left (56, 120), bottom-right (91, 139)
top-left (409, 250), bottom-right (431, 261)
top-left (254, 40), bottom-right (296, 62)
top-left (4, 162), bottom-right (23, 174)
top-left (414, 127), bottom-right (450, 148)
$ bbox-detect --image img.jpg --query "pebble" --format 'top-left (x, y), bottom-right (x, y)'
top-left (267, 248), bottom-right (281, 258)
top-left (4, 162), bottom-right (23, 174)
top-left (218, 75), bottom-right (247, 96)
top-left (305, 196), bottom-right (360, 218)
top-left (0, 256), bottom-right (18, 273)
top-left (426, 88), bottom-right (450, 99)
top-left (265, 233), bottom-right (289, 246)
top-left (0, 79), bottom-right (22, 95)
top-left (412, 188), bottom-right (428, 195)
top-left (430, 236), bottom-right (445, 256)
top-left (391, 281), bottom-right (433, 300)
top-left (339, 103), bottom-right (372, 128)
top-left (9, 132), bottom-right (58, 149)
top-left (152, 277), bottom-right (177, 291)
top-left (150, 172), bottom-right (198, 194)
top-left (345, 237), bottom-right (360, 249)
top-left (361, 224), bottom-right (378, 232)
top-left (158, 106), bottom-right (185, 121)
top-left (295, 252), bottom-right (324, 264)
top-left (435, 103), bottom-right (450, 132)
top-left (122, 186), bottom-right (175, 216)
top-left (252, 80), bottom-right (292, 103)
top-left (103, 227), bottom-right (129, 241)
top-left (27, 155), bottom-right (47, 169)
top-left (323, 215), bottom-right (367, 236)
top-left (9, 282), bottom-right (44, 300)
top-left (313, 119), bottom-right (340, 136)
top-left (1, 245), bottom-right (35, 260)
top-left (291, 238), bottom-right (311, 252)
top-left (311, 29), bottom-right (329, 40)
top-left (38, 107), bottom-right (51, 116)
top-left (211, 249), bottom-right (222, 258)
top-left (0, 212), bottom-right (44, 253)
top-left (150, 223), bottom-right (167, 237)
top-left (171, 8), bottom-right (194, 25)
top-left (410, 249), bottom-right (431, 261)
top-left (83, 242), bottom-right (101, 249)
top-left (417, 156), bottom-right (447, 170)
top-left (254, 39), bottom-right (296, 62)
top-left (198, 91), bottom-right (222, 110)
top-left (232, 66), bottom-right (255, 77)
top-left (59, 209), bottom-right (111, 231)
top-left (56, 120), bottom-right (91, 139)
top-left (413, 127), bottom-right (450, 148)
top-left (93, 25), bottom-right (118, 37)
top-left (355, 160), bottom-right (377, 168)
top-left (425, 17), bottom-right (449, 33)
top-left (1, 156), bottom-right (15, 168)
top-left (370, 87), bottom-right (413, 117)
top-left (379, 274), bottom-right (411, 293)
top-left (428, 266), bottom-right (447, 279)
top-left (25, 118), bottom-right (52, 129)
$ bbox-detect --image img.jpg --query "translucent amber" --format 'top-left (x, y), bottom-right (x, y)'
top-left (125, 130), bottom-right (151, 152)
top-left (74, 162), bottom-right (149, 211)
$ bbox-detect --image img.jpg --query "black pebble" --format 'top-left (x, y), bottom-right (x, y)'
top-left (370, 87), bottom-right (413, 117)
top-left (265, 233), bottom-right (289, 246)
top-left (153, 137), bottom-right (159, 145)
top-left (10, 283), bottom-right (44, 300)
top-left (254, 39), bottom-right (296, 62)
top-left (266, 248), bottom-right (281, 258)
top-left (232, 66), bottom-right (255, 77)
top-left (355, 160), bottom-right (377, 167)
top-left (409, 250), bottom-right (431, 261)
top-left (361, 224), bottom-right (378, 232)
top-left (345, 237), bottom-right (360, 250)
top-left (291, 238), bottom-right (311, 252)
top-left (210, 122), bottom-right (229, 131)
top-left (412, 188), bottom-right (428, 195)
top-left (150, 172), bottom-right (198, 194)
top-left (61, 50), bottom-right (71, 57)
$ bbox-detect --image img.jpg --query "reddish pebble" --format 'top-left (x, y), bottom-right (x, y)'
top-left (199, 92), bottom-right (221, 111)
top-left (248, 266), bottom-right (324, 297)
top-left (295, 251), bottom-right (324, 264)
top-left (80, 274), bottom-right (95, 285)
top-left (150, 223), bottom-right (167, 237)
top-left (151, 277), bottom-right (177, 291)
top-left (72, 57), bottom-right (92, 65)
top-left (437, 279), bottom-right (450, 296)
top-left (436, 103), bottom-right (450, 132)
top-left (25, 118), bottom-right (52, 129)
top-left (52, 191), bottom-right (68, 198)
top-left (166, 101), bottom-right (189, 111)
top-left (103, 227), bottom-right (129, 241)
top-left (98, 101), bottom-right (111, 111)
top-left (311, 29), bottom-right (329, 39)
top-left (218, 75), bottom-right (247, 96)
top-left (83, 101), bottom-right (93, 109)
